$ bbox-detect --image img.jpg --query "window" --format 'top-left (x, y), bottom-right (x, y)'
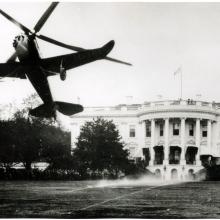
top-left (173, 123), bottom-right (179, 135)
top-left (202, 125), bottom-right (207, 137)
top-left (202, 130), bottom-right (207, 137)
top-left (159, 123), bottom-right (164, 136)
top-left (146, 123), bottom-right (151, 137)
top-left (129, 125), bottom-right (136, 137)
top-left (189, 124), bottom-right (194, 136)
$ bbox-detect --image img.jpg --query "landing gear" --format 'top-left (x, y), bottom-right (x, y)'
top-left (60, 69), bottom-right (66, 81)
top-left (60, 59), bottom-right (66, 81)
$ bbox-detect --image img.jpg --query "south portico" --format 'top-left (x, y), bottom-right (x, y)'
top-left (139, 115), bottom-right (214, 180)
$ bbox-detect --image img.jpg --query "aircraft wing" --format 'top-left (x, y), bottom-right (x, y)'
top-left (41, 41), bottom-right (115, 75)
top-left (40, 52), bottom-right (100, 75)
top-left (0, 62), bottom-right (26, 79)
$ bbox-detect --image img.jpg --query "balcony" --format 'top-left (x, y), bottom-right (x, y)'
top-left (143, 99), bottom-right (217, 109)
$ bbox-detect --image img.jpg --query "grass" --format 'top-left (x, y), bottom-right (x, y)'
top-left (0, 180), bottom-right (220, 218)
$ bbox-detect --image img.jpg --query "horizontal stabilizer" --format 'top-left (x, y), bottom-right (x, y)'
top-left (29, 104), bottom-right (55, 118)
top-left (29, 102), bottom-right (83, 118)
top-left (55, 101), bottom-right (83, 116)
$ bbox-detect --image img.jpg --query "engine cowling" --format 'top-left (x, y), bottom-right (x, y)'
top-left (60, 66), bottom-right (66, 81)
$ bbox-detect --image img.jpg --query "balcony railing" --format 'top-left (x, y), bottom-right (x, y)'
top-left (77, 99), bottom-right (219, 115)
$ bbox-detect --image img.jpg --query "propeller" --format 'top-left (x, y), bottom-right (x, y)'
top-left (0, 2), bottom-right (132, 66)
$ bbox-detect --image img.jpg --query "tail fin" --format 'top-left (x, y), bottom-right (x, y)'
top-left (29, 102), bottom-right (83, 118)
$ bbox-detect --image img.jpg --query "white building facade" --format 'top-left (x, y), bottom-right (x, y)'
top-left (70, 99), bottom-right (220, 180)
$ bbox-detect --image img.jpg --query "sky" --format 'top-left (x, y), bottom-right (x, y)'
top-left (0, 2), bottom-right (220, 107)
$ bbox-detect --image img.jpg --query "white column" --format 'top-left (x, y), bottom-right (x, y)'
top-left (139, 121), bottom-right (146, 159)
top-left (180, 118), bottom-right (186, 165)
top-left (149, 119), bottom-right (155, 165)
top-left (163, 118), bottom-right (169, 165)
top-left (196, 118), bottom-right (201, 165)
top-left (207, 119), bottom-right (212, 151)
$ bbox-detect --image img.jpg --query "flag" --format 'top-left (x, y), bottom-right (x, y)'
top-left (174, 66), bottom-right (181, 76)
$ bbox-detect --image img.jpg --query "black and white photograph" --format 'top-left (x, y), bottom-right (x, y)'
top-left (1, 1), bottom-right (220, 218)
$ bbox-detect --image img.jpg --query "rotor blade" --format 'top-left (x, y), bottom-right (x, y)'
top-left (37, 34), bottom-right (132, 66)
top-left (37, 34), bottom-right (85, 51)
top-left (6, 52), bottom-right (17, 63)
top-left (0, 9), bottom-right (32, 33)
top-left (104, 57), bottom-right (132, 66)
top-left (34, 2), bottom-right (59, 33)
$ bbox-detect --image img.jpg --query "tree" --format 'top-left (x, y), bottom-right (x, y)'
top-left (0, 120), bottom-right (18, 169)
top-left (73, 118), bottom-right (130, 177)
top-left (11, 111), bottom-right (71, 173)
top-left (0, 94), bottom-right (72, 179)
top-left (10, 112), bottom-right (45, 174)
top-left (8, 94), bottom-right (60, 173)
top-left (40, 124), bottom-right (71, 170)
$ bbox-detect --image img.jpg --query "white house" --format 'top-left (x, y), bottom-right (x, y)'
top-left (70, 99), bottom-right (220, 180)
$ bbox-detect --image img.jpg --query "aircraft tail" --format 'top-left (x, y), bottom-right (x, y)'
top-left (29, 104), bottom-right (55, 118)
top-left (29, 102), bottom-right (83, 118)
top-left (55, 101), bottom-right (83, 116)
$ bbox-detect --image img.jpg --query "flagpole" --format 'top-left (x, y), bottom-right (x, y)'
top-left (174, 66), bottom-right (183, 100)
top-left (180, 67), bottom-right (182, 100)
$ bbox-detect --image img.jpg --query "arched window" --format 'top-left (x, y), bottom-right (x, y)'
top-left (171, 169), bottom-right (178, 179)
